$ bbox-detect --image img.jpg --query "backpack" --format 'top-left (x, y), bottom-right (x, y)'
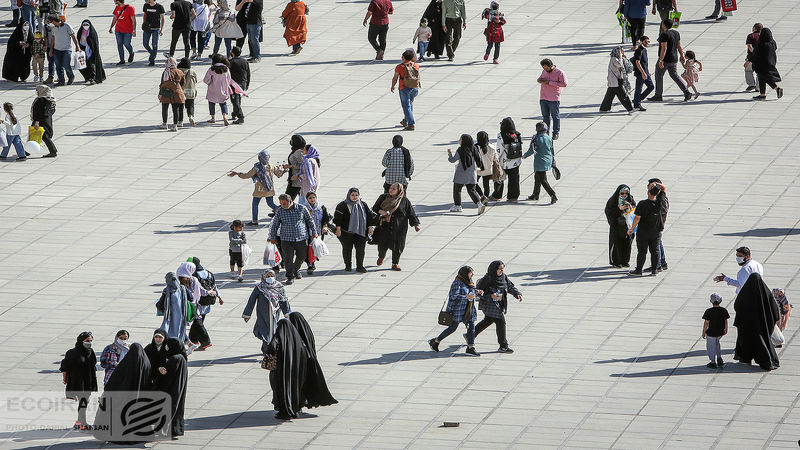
top-left (403, 63), bottom-right (420, 88)
top-left (45, 100), bottom-right (56, 117)
top-left (195, 271), bottom-right (218, 306)
top-left (504, 132), bottom-right (523, 160)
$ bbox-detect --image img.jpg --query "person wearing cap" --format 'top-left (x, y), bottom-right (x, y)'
top-left (702, 293), bottom-right (729, 368)
top-left (713, 246), bottom-right (764, 294)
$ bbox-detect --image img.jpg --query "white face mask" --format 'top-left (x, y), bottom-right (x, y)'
top-left (736, 256), bottom-right (746, 265)
top-left (265, 277), bottom-right (276, 285)
top-left (116, 338), bottom-right (129, 348)
top-left (82, 25), bottom-right (90, 30)
top-left (23, 26), bottom-right (30, 31)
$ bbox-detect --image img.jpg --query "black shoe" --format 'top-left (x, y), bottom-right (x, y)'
top-left (637, 105), bottom-right (647, 111)
top-left (550, 196), bottom-right (558, 205)
top-left (233, 118), bottom-right (244, 124)
top-left (527, 195), bottom-right (539, 201)
top-left (284, 278), bottom-right (294, 285)
top-left (776, 87), bottom-right (784, 99)
top-left (428, 338), bottom-right (440, 352)
top-left (67, 77), bottom-right (74, 85)
top-left (465, 347), bottom-right (480, 357)
top-left (356, 266), bottom-right (368, 273)
top-left (42, 153), bottom-right (57, 158)
top-left (552, 132), bottom-right (559, 140)
top-left (307, 267), bottom-right (315, 275)
top-left (448, 56), bottom-right (453, 61)
top-left (706, 362), bottom-right (717, 369)
top-left (621, 263), bottom-right (630, 267)
top-left (745, 86), bottom-right (756, 92)
top-left (4, 22), bottom-right (18, 27)
top-left (246, 221), bottom-right (258, 226)
top-left (704, 14), bottom-right (717, 19)
top-left (717, 360), bottom-right (724, 368)
top-left (128, 53), bottom-right (134, 63)
top-left (753, 95), bottom-right (767, 100)
top-left (498, 347), bottom-right (514, 354)
top-left (116, 60), bottom-right (126, 66)
top-left (344, 266), bottom-right (352, 272)
top-left (15, 157), bottom-right (27, 161)
top-left (651, 269), bottom-right (658, 276)
top-left (661, 263), bottom-right (668, 271)
top-left (54, 82), bottom-right (65, 87)
top-left (684, 91), bottom-right (692, 101)
top-left (24, 151), bottom-right (30, 156)
top-left (647, 96), bottom-right (663, 102)
top-left (715, 15), bottom-right (727, 21)
top-left (628, 270), bottom-right (643, 276)
top-left (267, 212), bottom-right (275, 218)
top-left (148, 61), bottom-right (155, 66)
top-left (274, 413), bottom-right (292, 420)
top-left (294, 271), bottom-right (302, 280)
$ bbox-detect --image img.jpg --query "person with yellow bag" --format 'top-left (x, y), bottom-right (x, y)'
top-left (30, 85), bottom-right (58, 157)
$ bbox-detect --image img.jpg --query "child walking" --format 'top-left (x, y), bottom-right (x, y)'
top-left (482, 0), bottom-right (505, 64)
top-left (229, 219), bottom-right (246, 282)
top-left (177, 57), bottom-right (199, 127)
top-left (702, 293), bottom-right (730, 369)
top-left (1, 103), bottom-right (27, 161)
top-left (412, 19), bottom-right (432, 62)
top-left (31, 31), bottom-right (46, 82)
top-left (681, 50), bottom-right (703, 99)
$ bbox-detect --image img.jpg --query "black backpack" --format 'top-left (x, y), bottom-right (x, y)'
top-left (504, 132), bottom-right (523, 160)
top-left (195, 271), bottom-right (218, 306)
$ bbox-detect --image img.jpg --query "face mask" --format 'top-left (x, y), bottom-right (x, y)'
top-left (265, 277), bottom-right (275, 285)
top-left (23, 26), bottom-right (30, 31)
top-left (83, 342), bottom-right (92, 349)
top-left (82, 25), bottom-right (90, 30)
top-left (116, 338), bottom-right (129, 347)
top-left (736, 256), bottom-right (746, 265)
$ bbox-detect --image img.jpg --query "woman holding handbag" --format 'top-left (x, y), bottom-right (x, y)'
top-left (522, 121), bottom-right (557, 204)
top-left (157, 57), bottom-right (186, 130)
top-left (76, 20), bottom-right (105, 85)
top-left (474, 260), bottom-right (522, 353)
top-left (211, 0), bottom-right (242, 57)
top-left (371, 183), bottom-right (420, 271)
top-left (429, 266), bottom-right (482, 356)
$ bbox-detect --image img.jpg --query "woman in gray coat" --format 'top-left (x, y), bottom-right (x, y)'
top-left (600, 46), bottom-right (634, 113)
top-left (447, 134), bottom-right (488, 214)
top-left (242, 269), bottom-right (291, 356)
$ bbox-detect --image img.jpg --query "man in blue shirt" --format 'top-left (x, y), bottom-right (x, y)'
top-left (268, 194), bottom-right (318, 285)
top-left (632, 35), bottom-right (654, 111)
top-left (622, 0), bottom-right (650, 50)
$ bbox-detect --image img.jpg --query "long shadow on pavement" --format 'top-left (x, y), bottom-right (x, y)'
top-left (595, 349), bottom-right (734, 364)
top-left (340, 345), bottom-right (467, 366)
top-left (186, 410), bottom-right (316, 429)
top-left (188, 353), bottom-right (262, 367)
top-left (510, 266), bottom-right (627, 286)
top-left (715, 228), bottom-right (800, 238)
top-left (610, 363), bottom-right (765, 378)
top-left (153, 220), bottom-right (231, 235)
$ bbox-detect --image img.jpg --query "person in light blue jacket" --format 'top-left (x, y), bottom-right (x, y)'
top-left (523, 122), bottom-right (556, 204)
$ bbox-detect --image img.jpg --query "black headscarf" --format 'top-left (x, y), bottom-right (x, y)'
top-left (189, 256), bottom-right (204, 273)
top-left (59, 331), bottom-right (98, 398)
top-left (267, 319), bottom-right (309, 419)
top-left (733, 273), bottom-right (780, 370)
top-left (158, 338), bottom-right (188, 436)
top-left (144, 329), bottom-right (168, 382)
top-left (287, 312), bottom-right (338, 409)
top-left (2, 21), bottom-right (34, 82)
top-left (456, 265), bottom-right (474, 287)
top-left (605, 184), bottom-right (635, 229)
top-left (476, 131), bottom-right (490, 154)
top-left (482, 260), bottom-right (508, 292)
top-left (752, 28), bottom-right (781, 83)
top-left (76, 20), bottom-right (106, 83)
top-left (456, 134), bottom-right (477, 171)
top-left (500, 117), bottom-right (519, 144)
top-left (290, 134), bottom-right (307, 151)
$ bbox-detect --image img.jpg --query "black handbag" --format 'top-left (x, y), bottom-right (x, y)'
top-left (552, 159), bottom-right (561, 180)
top-left (437, 300), bottom-right (453, 326)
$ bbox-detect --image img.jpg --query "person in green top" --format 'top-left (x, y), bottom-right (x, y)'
top-left (522, 122), bottom-right (557, 204)
top-left (441, 0), bottom-right (465, 61)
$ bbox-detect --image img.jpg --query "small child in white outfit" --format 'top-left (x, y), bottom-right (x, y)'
top-left (412, 18), bottom-right (432, 62)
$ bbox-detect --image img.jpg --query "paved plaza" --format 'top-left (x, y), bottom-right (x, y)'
top-left (1, 0), bottom-right (799, 447)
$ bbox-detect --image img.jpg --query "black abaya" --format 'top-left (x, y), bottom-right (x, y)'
top-left (156, 338), bottom-right (188, 437)
top-left (422, 0), bottom-right (445, 58)
top-left (2, 22), bottom-right (34, 82)
top-left (267, 319), bottom-right (308, 420)
top-left (75, 21), bottom-right (106, 84)
top-left (371, 195), bottom-right (420, 265)
top-left (287, 312), bottom-right (337, 409)
top-left (734, 273), bottom-right (780, 370)
top-left (59, 338), bottom-right (98, 400)
top-left (93, 344), bottom-right (153, 442)
top-left (144, 330), bottom-right (168, 386)
top-left (751, 28), bottom-right (781, 84)
top-left (604, 184), bottom-right (636, 266)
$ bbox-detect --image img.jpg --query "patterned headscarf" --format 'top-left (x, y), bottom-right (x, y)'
top-left (253, 150), bottom-right (274, 192)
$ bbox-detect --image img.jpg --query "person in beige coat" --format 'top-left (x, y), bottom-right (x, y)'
top-left (475, 130), bottom-right (501, 200)
top-left (228, 149), bottom-right (285, 225)
top-left (177, 57), bottom-right (198, 126)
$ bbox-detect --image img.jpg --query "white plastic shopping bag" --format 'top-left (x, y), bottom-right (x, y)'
top-left (263, 242), bottom-right (281, 266)
top-left (771, 326), bottom-right (785, 347)
top-left (312, 237), bottom-right (329, 258)
top-left (241, 243), bottom-right (253, 266)
top-left (73, 51), bottom-right (87, 70)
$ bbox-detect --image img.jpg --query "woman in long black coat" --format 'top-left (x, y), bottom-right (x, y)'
top-left (372, 183), bottom-right (420, 271)
top-left (421, 0), bottom-right (445, 59)
top-left (59, 331), bottom-right (98, 429)
top-left (144, 329), bottom-right (168, 386)
top-left (2, 21), bottom-right (34, 82)
top-left (604, 184), bottom-right (635, 267)
top-left (267, 319), bottom-right (308, 420)
top-left (751, 28), bottom-right (783, 100)
top-left (156, 338), bottom-right (188, 438)
top-left (75, 20), bottom-right (106, 84)
top-left (287, 312), bottom-right (337, 409)
top-left (333, 187), bottom-right (377, 273)
top-left (734, 273), bottom-right (780, 371)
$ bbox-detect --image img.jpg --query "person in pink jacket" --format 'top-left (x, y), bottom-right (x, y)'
top-left (203, 53), bottom-right (239, 126)
top-left (537, 58), bottom-right (568, 140)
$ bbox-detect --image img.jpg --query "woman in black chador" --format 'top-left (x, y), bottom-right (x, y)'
top-left (75, 20), bottom-right (106, 84)
top-left (2, 21), bottom-right (34, 82)
top-left (266, 319), bottom-right (308, 420)
top-left (287, 312), bottom-right (337, 409)
top-left (604, 184), bottom-right (635, 267)
top-left (751, 28), bottom-right (783, 100)
top-left (421, 0), bottom-right (445, 59)
top-left (734, 273), bottom-right (780, 371)
top-left (59, 331), bottom-right (98, 430)
top-left (372, 182), bottom-right (420, 271)
top-left (156, 338), bottom-right (188, 437)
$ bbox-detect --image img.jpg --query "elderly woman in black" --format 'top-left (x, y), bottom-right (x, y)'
top-left (372, 183), bottom-right (420, 271)
top-left (751, 28), bottom-right (784, 100)
top-left (267, 318), bottom-right (309, 420)
top-left (31, 85), bottom-right (58, 158)
top-left (474, 260), bottom-right (523, 353)
top-left (334, 187), bottom-right (377, 273)
top-left (156, 338), bottom-right (188, 438)
top-left (605, 184), bottom-right (636, 268)
top-left (59, 331), bottom-right (98, 430)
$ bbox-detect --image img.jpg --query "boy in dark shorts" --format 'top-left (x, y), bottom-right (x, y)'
top-left (229, 219), bottom-right (246, 282)
top-left (702, 293), bottom-right (730, 368)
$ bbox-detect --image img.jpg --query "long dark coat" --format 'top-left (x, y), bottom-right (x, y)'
top-left (371, 195), bottom-right (419, 262)
top-left (604, 184), bottom-right (636, 266)
top-left (76, 21), bottom-right (106, 83)
top-left (422, 0), bottom-right (445, 58)
top-left (2, 22), bottom-right (34, 82)
top-left (751, 28), bottom-right (781, 83)
top-left (734, 273), bottom-right (780, 371)
top-left (267, 319), bottom-right (309, 419)
top-left (287, 312), bottom-right (337, 409)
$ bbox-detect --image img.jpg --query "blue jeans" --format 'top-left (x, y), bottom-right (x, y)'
top-left (252, 196), bottom-right (277, 222)
top-left (52, 49), bottom-right (73, 83)
top-left (115, 31), bottom-right (133, 62)
top-left (142, 29), bottom-right (159, 63)
top-left (1, 135), bottom-right (26, 159)
top-left (208, 101), bottom-right (228, 116)
top-left (539, 99), bottom-right (560, 134)
top-left (20, 4), bottom-right (36, 28)
top-left (246, 23), bottom-right (261, 58)
top-left (417, 41), bottom-right (429, 58)
top-left (436, 319), bottom-right (475, 345)
top-left (398, 87), bottom-right (418, 126)
top-left (633, 76), bottom-right (654, 107)
top-left (213, 36), bottom-right (233, 58)
top-left (658, 233), bottom-right (667, 267)
top-left (47, 52), bottom-right (55, 78)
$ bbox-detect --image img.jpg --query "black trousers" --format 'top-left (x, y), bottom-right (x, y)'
top-left (600, 86), bottom-right (634, 111)
top-left (185, 98), bottom-right (195, 117)
top-left (485, 42), bottom-right (500, 60)
top-left (453, 183), bottom-right (480, 206)
top-left (654, 62), bottom-right (688, 97)
top-left (367, 23), bottom-right (388, 52)
top-left (496, 166), bottom-right (520, 201)
top-left (285, 185), bottom-right (301, 200)
top-left (280, 240), bottom-right (307, 280)
top-left (170, 28), bottom-right (190, 59)
top-left (235, 21), bottom-right (247, 49)
top-left (188, 314), bottom-right (211, 347)
top-left (38, 121), bottom-right (57, 155)
top-left (161, 103), bottom-right (184, 124)
top-left (338, 232), bottom-right (367, 269)
top-left (230, 93), bottom-right (243, 119)
top-left (384, 182), bottom-right (408, 194)
top-left (444, 17), bottom-right (462, 58)
top-left (532, 171), bottom-right (556, 198)
top-left (635, 233), bottom-right (660, 272)
top-left (758, 78), bottom-right (778, 95)
top-left (190, 30), bottom-right (205, 52)
top-left (479, 175), bottom-right (500, 199)
top-left (628, 18), bottom-right (645, 45)
top-left (475, 315), bottom-right (508, 347)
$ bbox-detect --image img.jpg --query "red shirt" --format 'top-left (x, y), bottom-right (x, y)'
top-left (113, 4), bottom-right (136, 33)
top-left (395, 62), bottom-right (419, 90)
top-left (368, 0), bottom-right (393, 25)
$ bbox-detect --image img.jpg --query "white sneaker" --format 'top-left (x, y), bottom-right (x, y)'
top-left (478, 203), bottom-right (487, 215)
top-left (449, 205), bottom-right (462, 212)
top-left (186, 342), bottom-right (199, 355)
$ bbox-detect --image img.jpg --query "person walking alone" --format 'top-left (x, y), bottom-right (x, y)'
top-left (537, 59), bottom-right (566, 140)
top-left (391, 49), bottom-right (420, 131)
top-left (751, 28), bottom-right (784, 100)
top-left (631, 36), bottom-right (654, 111)
top-left (109, 0), bottom-right (137, 65)
top-left (522, 122), bottom-right (557, 204)
top-left (381, 135), bottom-right (414, 193)
top-left (363, 0), bottom-right (392, 60)
top-left (371, 183), bottom-right (420, 271)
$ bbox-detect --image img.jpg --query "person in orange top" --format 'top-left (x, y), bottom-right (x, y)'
top-left (281, 0), bottom-right (308, 55)
top-left (390, 49), bottom-right (420, 131)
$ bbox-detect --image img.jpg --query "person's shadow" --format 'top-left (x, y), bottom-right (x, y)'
top-left (340, 346), bottom-right (470, 366)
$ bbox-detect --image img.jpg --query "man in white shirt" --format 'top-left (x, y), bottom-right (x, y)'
top-left (714, 246), bottom-right (764, 294)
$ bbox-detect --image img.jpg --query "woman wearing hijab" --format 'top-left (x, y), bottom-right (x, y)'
top-left (158, 57), bottom-right (186, 131)
top-left (144, 329), bottom-right (168, 386)
top-left (156, 338), bottom-right (188, 437)
top-left (429, 266), bottom-right (481, 356)
top-left (751, 28), bottom-right (784, 100)
top-left (421, 0), bottom-right (444, 59)
top-left (475, 130), bottom-right (501, 200)
top-left (600, 46), bottom-right (634, 113)
top-left (211, 0), bottom-right (243, 58)
top-left (99, 330), bottom-right (130, 386)
top-left (287, 312), bottom-right (337, 409)
top-left (371, 183), bottom-right (420, 271)
top-left (281, 0), bottom-right (308, 55)
top-left (75, 20), bottom-right (105, 85)
top-left (159, 271), bottom-right (190, 345)
top-left (475, 260), bottom-right (523, 353)
top-left (334, 187), bottom-right (377, 273)
top-left (733, 273), bottom-right (780, 370)
top-left (285, 134), bottom-right (307, 200)
top-left (266, 318), bottom-right (308, 420)
top-left (298, 144), bottom-right (320, 203)
top-left (177, 261), bottom-right (216, 351)
top-left (243, 269), bottom-right (292, 355)
top-left (31, 85), bottom-right (58, 158)
top-left (229, 150), bottom-right (284, 225)
top-left (447, 134), bottom-right (487, 214)
top-left (59, 331), bottom-right (98, 429)
top-left (522, 122), bottom-right (557, 204)
top-left (2, 21), bottom-right (33, 82)
top-left (605, 184), bottom-right (636, 267)
top-left (496, 117), bottom-right (523, 202)
top-left (203, 53), bottom-right (235, 125)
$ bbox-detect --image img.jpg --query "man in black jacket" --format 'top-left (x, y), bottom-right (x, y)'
top-left (228, 46), bottom-right (250, 124)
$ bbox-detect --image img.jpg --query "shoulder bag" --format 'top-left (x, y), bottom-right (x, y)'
top-left (437, 299), bottom-right (453, 326)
